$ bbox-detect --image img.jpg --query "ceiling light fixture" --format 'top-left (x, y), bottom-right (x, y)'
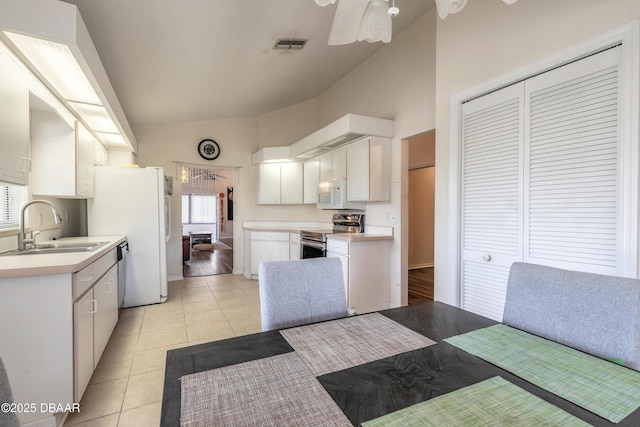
top-left (436, 0), bottom-right (518, 20)
top-left (358, 0), bottom-right (392, 44)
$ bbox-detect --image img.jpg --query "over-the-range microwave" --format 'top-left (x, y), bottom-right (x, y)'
top-left (317, 179), bottom-right (365, 210)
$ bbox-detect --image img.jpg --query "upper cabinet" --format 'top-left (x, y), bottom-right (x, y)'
top-left (303, 158), bottom-right (319, 204)
top-left (255, 162), bottom-right (303, 205)
top-left (31, 110), bottom-right (95, 199)
top-left (0, 42), bottom-right (29, 185)
top-left (319, 148), bottom-right (346, 183)
top-left (346, 137), bottom-right (391, 202)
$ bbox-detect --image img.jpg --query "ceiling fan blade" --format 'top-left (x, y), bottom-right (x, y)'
top-left (328, 0), bottom-right (369, 46)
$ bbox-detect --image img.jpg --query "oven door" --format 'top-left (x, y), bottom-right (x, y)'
top-left (300, 240), bottom-right (326, 259)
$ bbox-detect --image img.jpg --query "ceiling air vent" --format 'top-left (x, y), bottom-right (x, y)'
top-left (273, 38), bottom-right (307, 50)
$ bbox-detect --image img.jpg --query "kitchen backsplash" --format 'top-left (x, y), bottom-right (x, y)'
top-left (0, 197), bottom-right (86, 252)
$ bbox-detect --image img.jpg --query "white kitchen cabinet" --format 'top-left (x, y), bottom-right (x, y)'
top-left (93, 265), bottom-right (118, 367)
top-left (256, 163), bottom-right (281, 204)
top-left (0, 243), bottom-right (119, 425)
top-left (303, 158), bottom-right (319, 204)
top-left (289, 232), bottom-right (301, 260)
top-left (319, 148), bottom-right (346, 183)
top-left (73, 249), bottom-right (118, 401)
top-left (327, 237), bottom-right (391, 314)
top-left (94, 139), bottom-right (109, 166)
top-left (74, 288), bottom-right (94, 401)
top-left (280, 162), bottom-right (303, 204)
top-left (255, 162), bottom-right (303, 204)
top-left (250, 231), bottom-right (290, 276)
top-left (0, 42), bottom-right (30, 185)
top-left (31, 115), bottom-right (95, 198)
top-left (346, 137), bottom-right (391, 202)
top-left (76, 123), bottom-right (95, 197)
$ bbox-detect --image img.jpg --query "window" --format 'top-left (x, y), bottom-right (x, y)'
top-left (182, 194), bottom-right (216, 224)
top-left (0, 184), bottom-right (27, 229)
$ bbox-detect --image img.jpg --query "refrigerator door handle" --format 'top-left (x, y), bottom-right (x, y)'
top-left (165, 195), bottom-right (171, 242)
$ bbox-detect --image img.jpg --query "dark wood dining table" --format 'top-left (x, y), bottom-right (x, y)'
top-left (160, 301), bottom-right (640, 426)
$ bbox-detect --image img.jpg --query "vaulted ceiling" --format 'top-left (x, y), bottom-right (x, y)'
top-left (61, 0), bottom-right (434, 127)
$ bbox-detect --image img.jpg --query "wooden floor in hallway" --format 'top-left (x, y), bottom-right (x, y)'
top-left (408, 266), bottom-right (434, 305)
top-left (183, 238), bottom-right (233, 277)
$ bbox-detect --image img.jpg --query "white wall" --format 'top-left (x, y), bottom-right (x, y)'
top-left (433, 0), bottom-right (640, 305)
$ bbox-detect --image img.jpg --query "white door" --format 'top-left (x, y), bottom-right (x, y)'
top-left (460, 46), bottom-right (627, 321)
top-left (460, 83), bottom-right (524, 321)
top-left (523, 47), bottom-right (620, 275)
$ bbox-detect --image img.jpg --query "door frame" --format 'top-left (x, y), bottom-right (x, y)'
top-left (447, 21), bottom-right (640, 308)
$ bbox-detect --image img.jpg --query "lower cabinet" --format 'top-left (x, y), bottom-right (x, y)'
top-left (250, 231), bottom-right (290, 276)
top-left (289, 232), bottom-right (301, 260)
top-left (73, 251), bottom-right (118, 402)
top-left (327, 238), bottom-right (391, 314)
top-left (0, 244), bottom-right (119, 425)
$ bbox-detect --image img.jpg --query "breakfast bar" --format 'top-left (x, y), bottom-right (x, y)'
top-left (161, 301), bottom-right (640, 426)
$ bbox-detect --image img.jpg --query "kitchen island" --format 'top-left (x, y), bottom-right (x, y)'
top-left (0, 235), bottom-right (126, 426)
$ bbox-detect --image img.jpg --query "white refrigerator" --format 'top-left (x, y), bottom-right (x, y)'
top-left (88, 167), bottom-right (169, 307)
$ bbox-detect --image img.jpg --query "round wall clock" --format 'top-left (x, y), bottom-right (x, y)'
top-left (197, 139), bottom-right (221, 160)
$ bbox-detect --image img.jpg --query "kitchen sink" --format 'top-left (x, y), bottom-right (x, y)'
top-left (0, 241), bottom-right (108, 256)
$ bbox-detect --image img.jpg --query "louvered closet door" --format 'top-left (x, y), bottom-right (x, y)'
top-left (524, 46), bottom-right (620, 275)
top-left (461, 83), bottom-right (524, 321)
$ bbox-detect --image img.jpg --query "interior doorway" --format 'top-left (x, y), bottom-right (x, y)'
top-left (179, 164), bottom-right (235, 277)
top-left (407, 131), bottom-right (435, 304)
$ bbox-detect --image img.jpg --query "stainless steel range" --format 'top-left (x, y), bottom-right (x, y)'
top-left (300, 213), bottom-right (364, 259)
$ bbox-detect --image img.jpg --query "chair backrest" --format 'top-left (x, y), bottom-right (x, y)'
top-left (503, 262), bottom-right (640, 371)
top-left (259, 257), bottom-right (348, 331)
top-left (0, 356), bottom-right (19, 427)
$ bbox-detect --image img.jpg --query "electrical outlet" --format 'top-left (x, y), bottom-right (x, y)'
top-left (386, 213), bottom-right (399, 223)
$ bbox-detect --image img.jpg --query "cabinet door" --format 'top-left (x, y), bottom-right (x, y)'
top-left (289, 243), bottom-right (301, 260)
top-left (332, 148), bottom-right (347, 180)
top-left (94, 140), bottom-right (109, 166)
top-left (256, 163), bottom-right (281, 204)
top-left (76, 122), bottom-right (95, 198)
top-left (0, 46), bottom-right (29, 185)
top-left (303, 158), bottom-right (320, 204)
top-left (93, 265), bottom-right (118, 368)
top-left (280, 162), bottom-right (303, 204)
top-left (269, 241), bottom-right (290, 262)
top-left (74, 289), bottom-right (95, 402)
top-left (346, 139), bottom-right (370, 201)
top-left (319, 153), bottom-right (333, 183)
top-left (251, 240), bottom-right (270, 274)
top-left (327, 252), bottom-right (349, 302)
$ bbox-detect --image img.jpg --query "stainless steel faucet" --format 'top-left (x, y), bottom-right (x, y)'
top-left (18, 200), bottom-right (63, 250)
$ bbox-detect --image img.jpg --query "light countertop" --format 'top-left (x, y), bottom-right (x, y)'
top-left (0, 235), bottom-right (126, 279)
top-left (244, 226), bottom-right (393, 242)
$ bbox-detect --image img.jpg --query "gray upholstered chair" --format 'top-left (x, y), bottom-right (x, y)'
top-left (503, 262), bottom-right (640, 371)
top-left (0, 356), bottom-right (19, 427)
top-left (259, 257), bottom-right (349, 331)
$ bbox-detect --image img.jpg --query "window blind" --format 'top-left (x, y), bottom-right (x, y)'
top-left (0, 185), bottom-right (26, 229)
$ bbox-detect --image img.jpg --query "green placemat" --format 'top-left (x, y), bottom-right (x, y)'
top-left (444, 324), bottom-right (640, 423)
top-left (362, 376), bottom-right (590, 427)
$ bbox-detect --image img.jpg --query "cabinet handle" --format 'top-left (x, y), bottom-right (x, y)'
top-left (19, 158), bottom-right (31, 173)
top-left (105, 279), bottom-right (114, 293)
top-left (483, 254), bottom-right (492, 262)
top-left (80, 275), bottom-right (93, 282)
top-left (90, 300), bottom-right (97, 314)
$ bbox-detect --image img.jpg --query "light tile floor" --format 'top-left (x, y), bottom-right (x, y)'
top-left (64, 274), bottom-right (261, 426)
